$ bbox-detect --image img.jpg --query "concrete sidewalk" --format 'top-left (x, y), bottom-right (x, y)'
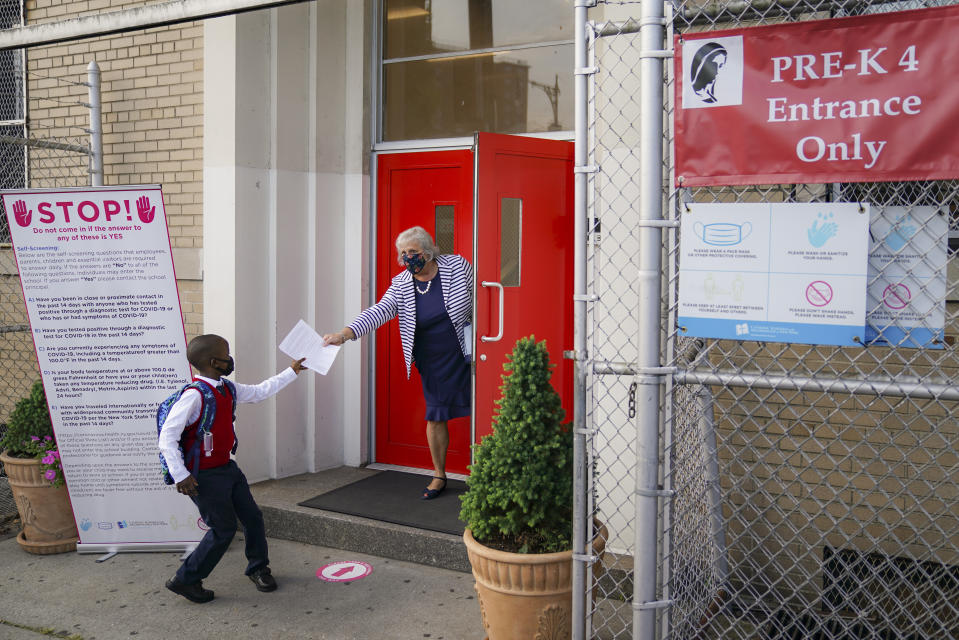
top-left (0, 529), bottom-right (486, 640)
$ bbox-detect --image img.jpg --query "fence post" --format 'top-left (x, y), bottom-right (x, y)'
top-left (571, 1), bottom-right (591, 639)
top-left (87, 60), bottom-right (102, 186)
top-left (634, 0), bottom-right (667, 638)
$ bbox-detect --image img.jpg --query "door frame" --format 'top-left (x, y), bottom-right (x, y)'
top-left (368, 145), bottom-right (475, 469)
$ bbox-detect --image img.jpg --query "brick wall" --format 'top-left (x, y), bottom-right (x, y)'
top-left (25, 0), bottom-right (205, 338)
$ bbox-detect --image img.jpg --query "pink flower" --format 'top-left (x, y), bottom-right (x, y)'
top-left (43, 436), bottom-right (52, 441)
top-left (30, 436), bottom-right (40, 441)
top-left (52, 451), bottom-right (60, 459)
top-left (42, 454), bottom-right (56, 465)
top-left (43, 469), bottom-right (57, 481)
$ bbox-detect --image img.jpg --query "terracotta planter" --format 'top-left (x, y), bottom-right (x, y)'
top-left (1, 451), bottom-right (78, 554)
top-left (464, 524), bottom-right (608, 640)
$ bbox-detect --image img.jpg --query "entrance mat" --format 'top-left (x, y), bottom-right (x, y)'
top-left (297, 471), bottom-right (466, 536)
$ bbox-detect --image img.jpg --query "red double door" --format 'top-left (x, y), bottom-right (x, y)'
top-left (374, 133), bottom-right (574, 474)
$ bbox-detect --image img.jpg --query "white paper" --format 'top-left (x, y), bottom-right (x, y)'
top-left (279, 319), bottom-right (340, 375)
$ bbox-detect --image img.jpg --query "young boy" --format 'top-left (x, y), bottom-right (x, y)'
top-left (158, 334), bottom-right (306, 603)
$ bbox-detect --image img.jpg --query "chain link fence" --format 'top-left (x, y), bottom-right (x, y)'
top-left (0, 0), bottom-right (25, 244)
top-left (0, 0), bottom-right (27, 521)
top-left (0, 5), bottom-right (94, 532)
top-left (1, 59), bottom-right (94, 402)
top-left (580, 1), bottom-right (959, 639)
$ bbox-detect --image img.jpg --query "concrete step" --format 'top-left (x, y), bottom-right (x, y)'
top-left (251, 465), bottom-right (471, 573)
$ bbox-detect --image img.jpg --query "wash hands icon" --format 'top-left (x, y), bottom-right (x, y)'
top-left (885, 215), bottom-right (917, 252)
top-left (808, 212), bottom-right (837, 248)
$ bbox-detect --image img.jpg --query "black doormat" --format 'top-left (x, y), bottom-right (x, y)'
top-left (297, 471), bottom-right (467, 536)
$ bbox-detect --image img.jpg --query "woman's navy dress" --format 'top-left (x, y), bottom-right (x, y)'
top-left (413, 270), bottom-right (471, 421)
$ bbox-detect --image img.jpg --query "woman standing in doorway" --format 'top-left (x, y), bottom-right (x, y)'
top-left (322, 226), bottom-right (472, 500)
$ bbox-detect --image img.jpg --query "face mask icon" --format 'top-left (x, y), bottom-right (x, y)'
top-left (693, 221), bottom-right (752, 246)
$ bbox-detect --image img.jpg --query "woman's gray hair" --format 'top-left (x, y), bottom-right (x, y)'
top-left (395, 226), bottom-right (440, 266)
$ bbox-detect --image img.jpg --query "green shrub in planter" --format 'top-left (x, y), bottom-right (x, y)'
top-left (1, 381), bottom-right (54, 457)
top-left (0, 381), bottom-right (63, 487)
top-left (459, 336), bottom-right (572, 554)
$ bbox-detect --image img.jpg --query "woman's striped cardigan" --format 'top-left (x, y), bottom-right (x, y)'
top-left (347, 253), bottom-right (473, 379)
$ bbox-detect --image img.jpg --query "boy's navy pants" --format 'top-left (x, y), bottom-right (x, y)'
top-left (175, 460), bottom-right (269, 584)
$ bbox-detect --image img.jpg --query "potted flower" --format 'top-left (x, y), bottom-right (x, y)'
top-left (0, 380), bottom-right (78, 554)
top-left (459, 336), bottom-right (606, 640)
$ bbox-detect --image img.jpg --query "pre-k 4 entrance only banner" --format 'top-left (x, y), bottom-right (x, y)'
top-left (2, 186), bottom-right (204, 548)
top-left (674, 4), bottom-right (959, 186)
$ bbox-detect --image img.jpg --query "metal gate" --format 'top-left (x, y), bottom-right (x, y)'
top-left (573, 1), bottom-right (959, 639)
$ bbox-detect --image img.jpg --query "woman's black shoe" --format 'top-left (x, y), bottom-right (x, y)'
top-left (422, 477), bottom-right (447, 500)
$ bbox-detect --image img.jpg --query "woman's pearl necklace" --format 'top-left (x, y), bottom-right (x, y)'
top-left (415, 279), bottom-right (431, 295)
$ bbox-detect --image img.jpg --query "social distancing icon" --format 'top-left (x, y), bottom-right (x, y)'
top-left (316, 560), bottom-right (373, 583)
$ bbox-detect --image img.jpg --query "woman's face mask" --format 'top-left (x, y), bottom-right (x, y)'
top-left (402, 252), bottom-right (426, 275)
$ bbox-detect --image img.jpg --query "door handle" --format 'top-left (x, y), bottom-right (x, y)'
top-left (481, 281), bottom-right (504, 342)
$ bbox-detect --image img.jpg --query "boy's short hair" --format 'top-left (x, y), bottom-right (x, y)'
top-left (187, 334), bottom-right (226, 369)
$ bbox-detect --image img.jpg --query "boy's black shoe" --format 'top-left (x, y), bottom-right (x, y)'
top-left (248, 566), bottom-right (277, 592)
top-left (165, 577), bottom-right (214, 603)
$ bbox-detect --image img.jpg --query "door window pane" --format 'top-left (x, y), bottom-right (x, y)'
top-left (384, 0), bottom-right (573, 59)
top-left (435, 204), bottom-right (455, 254)
top-left (500, 197), bottom-right (521, 287)
top-left (383, 45), bottom-right (571, 141)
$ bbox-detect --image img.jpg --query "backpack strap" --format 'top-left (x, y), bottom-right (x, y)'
top-left (221, 379), bottom-right (239, 454)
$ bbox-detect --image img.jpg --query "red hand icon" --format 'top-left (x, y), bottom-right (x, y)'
top-left (12, 200), bottom-right (31, 227)
top-left (136, 196), bottom-right (155, 223)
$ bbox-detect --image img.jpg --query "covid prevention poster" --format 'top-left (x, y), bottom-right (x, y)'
top-left (678, 202), bottom-right (869, 346)
top-left (674, 4), bottom-right (959, 186)
top-left (865, 206), bottom-right (947, 348)
top-left (2, 186), bottom-right (204, 548)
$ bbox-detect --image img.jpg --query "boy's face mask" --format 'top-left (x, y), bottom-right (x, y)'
top-left (402, 252), bottom-right (426, 275)
top-left (212, 356), bottom-right (235, 377)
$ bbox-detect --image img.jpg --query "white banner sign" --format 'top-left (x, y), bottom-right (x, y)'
top-left (2, 186), bottom-right (203, 546)
top-left (678, 202), bottom-right (870, 346)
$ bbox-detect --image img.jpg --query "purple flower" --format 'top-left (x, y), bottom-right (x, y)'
top-left (42, 454), bottom-right (56, 465)
top-left (43, 469), bottom-right (57, 481)
top-left (30, 436), bottom-right (40, 442)
top-left (52, 451), bottom-right (60, 459)
top-left (43, 435), bottom-right (52, 441)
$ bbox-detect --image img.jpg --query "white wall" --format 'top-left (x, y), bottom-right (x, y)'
top-left (203, 1), bottom-right (370, 483)
top-left (590, 3), bottom-right (644, 554)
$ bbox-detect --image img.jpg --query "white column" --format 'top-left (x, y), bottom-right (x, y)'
top-left (202, 2), bottom-right (369, 481)
top-left (203, 10), bottom-right (278, 483)
top-left (340, 0), bottom-right (369, 467)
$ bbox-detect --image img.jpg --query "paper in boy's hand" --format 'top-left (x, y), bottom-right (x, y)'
top-left (279, 319), bottom-right (340, 375)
